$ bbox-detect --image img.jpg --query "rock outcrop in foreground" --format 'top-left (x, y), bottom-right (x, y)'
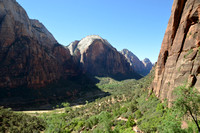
top-left (68, 35), bottom-right (142, 80)
top-left (152, 0), bottom-right (200, 101)
top-left (121, 49), bottom-right (153, 76)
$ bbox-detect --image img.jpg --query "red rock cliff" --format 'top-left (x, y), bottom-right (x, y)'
top-left (0, 0), bottom-right (77, 89)
top-left (68, 35), bottom-right (142, 80)
top-left (152, 0), bottom-right (200, 101)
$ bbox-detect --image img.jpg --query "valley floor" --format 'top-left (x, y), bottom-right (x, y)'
top-left (1, 70), bottom-right (199, 133)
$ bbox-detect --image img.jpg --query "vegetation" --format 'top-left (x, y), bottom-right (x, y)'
top-left (2, 69), bottom-right (200, 132)
top-left (198, 46), bottom-right (200, 55)
top-left (0, 107), bottom-right (45, 133)
top-left (173, 86), bottom-right (200, 132)
top-left (37, 70), bottom-right (160, 133)
top-left (184, 49), bottom-right (193, 58)
top-left (157, 85), bottom-right (200, 133)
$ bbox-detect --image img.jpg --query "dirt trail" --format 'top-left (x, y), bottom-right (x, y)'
top-left (21, 108), bottom-right (65, 114)
top-left (17, 105), bottom-right (84, 115)
top-left (133, 126), bottom-right (143, 133)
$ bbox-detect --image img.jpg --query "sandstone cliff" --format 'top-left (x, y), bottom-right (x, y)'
top-left (0, 0), bottom-right (82, 108)
top-left (152, 0), bottom-right (200, 101)
top-left (68, 35), bottom-right (142, 80)
top-left (121, 49), bottom-right (153, 76)
top-left (0, 0), bottom-right (78, 89)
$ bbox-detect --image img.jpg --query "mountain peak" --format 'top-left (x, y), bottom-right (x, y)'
top-left (142, 58), bottom-right (153, 68)
top-left (121, 49), bottom-right (129, 52)
top-left (68, 37), bottom-right (141, 80)
top-left (82, 35), bottom-right (103, 40)
top-left (121, 49), bottom-right (138, 60)
top-left (0, 0), bottom-right (78, 106)
top-left (142, 58), bottom-right (151, 64)
top-left (68, 35), bottom-right (115, 55)
top-left (121, 49), bottom-right (153, 76)
top-left (79, 35), bottom-right (113, 50)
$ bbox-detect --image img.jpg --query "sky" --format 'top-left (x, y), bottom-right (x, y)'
top-left (16, 0), bottom-right (173, 63)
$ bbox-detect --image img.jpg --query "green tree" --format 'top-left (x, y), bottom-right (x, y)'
top-left (134, 110), bottom-right (142, 119)
top-left (173, 85), bottom-right (200, 132)
top-left (158, 108), bottom-right (184, 133)
top-left (62, 102), bottom-right (71, 113)
top-left (0, 107), bottom-right (46, 133)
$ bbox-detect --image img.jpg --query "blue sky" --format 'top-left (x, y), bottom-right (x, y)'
top-left (16, 0), bottom-right (173, 63)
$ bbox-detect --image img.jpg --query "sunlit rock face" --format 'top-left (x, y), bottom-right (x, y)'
top-left (151, 0), bottom-right (200, 102)
top-left (120, 49), bottom-right (153, 76)
top-left (142, 58), bottom-right (154, 75)
top-left (68, 35), bottom-right (142, 80)
top-left (0, 0), bottom-right (78, 89)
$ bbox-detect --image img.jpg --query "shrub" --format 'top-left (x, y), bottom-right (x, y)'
top-left (134, 110), bottom-right (142, 119)
top-left (129, 102), bottom-right (138, 113)
top-left (119, 107), bottom-right (128, 114)
top-left (0, 107), bottom-right (46, 133)
top-left (126, 116), bottom-right (136, 128)
top-left (158, 109), bottom-right (184, 133)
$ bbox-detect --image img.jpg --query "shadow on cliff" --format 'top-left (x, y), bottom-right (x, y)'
top-left (0, 74), bottom-right (110, 111)
top-left (108, 73), bottom-right (142, 81)
top-left (0, 73), bottom-right (142, 111)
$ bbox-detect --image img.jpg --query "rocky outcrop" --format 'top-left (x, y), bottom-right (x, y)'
top-left (68, 35), bottom-right (141, 80)
top-left (142, 58), bottom-right (153, 75)
top-left (121, 49), bottom-right (153, 76)
top-left (0, 0), bottom-right (78, 89)
top-left (151, 0), bottom-right (200, 102)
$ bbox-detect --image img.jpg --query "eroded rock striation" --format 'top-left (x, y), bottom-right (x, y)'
top-left (152, 0), bottom-right (200, 101)
top-left (121, 49), bottom-right (153, 76)
top-left (68, 35), bottom-right (141, 80)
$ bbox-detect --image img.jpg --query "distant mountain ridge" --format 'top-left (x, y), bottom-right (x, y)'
top-left (68, 35), bottom-right (142, 80)
top-left (120, 49), bottom-right (153, 76)
top-left (142, 58), bottom-right (154, 74)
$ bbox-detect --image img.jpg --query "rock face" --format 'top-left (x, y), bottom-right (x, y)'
top-left (121, 49), bottom-right (153, 76)
top-left (142, 58), bottom-right (154, 75)
top-left (0, 0), bottom-right (80, 106)
top-left (68, 35), bottom-right (141, 80)
top-left (152, 0), bottom-right (200, 102)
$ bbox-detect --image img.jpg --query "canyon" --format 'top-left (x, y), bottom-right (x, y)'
top-left (0, 0), bottom-right (143, 108)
